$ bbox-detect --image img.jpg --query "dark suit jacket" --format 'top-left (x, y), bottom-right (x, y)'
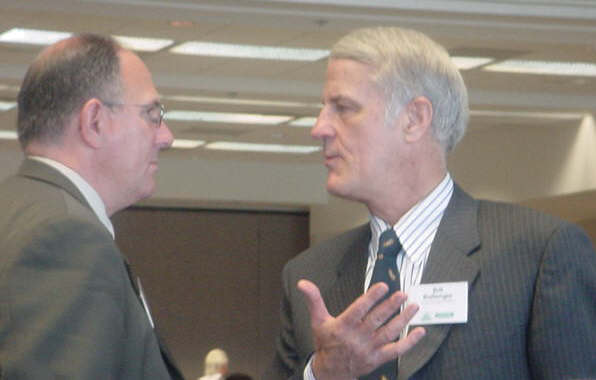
top-left (265, 185), bottom-right (596, 380)
top-left (0, 159), bottom-right (184, 380)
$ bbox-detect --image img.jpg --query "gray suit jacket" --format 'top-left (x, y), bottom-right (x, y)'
top-left (265, 185), bottom-right (596, 380)
top-left (0, 159), bottom-right (184, 379)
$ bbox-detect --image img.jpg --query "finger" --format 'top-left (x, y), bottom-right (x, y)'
top-left (382, 326), bottom-right (426, 359)
top-left (297, 279), bottom-right (331, 327)
top-left (338, 282), bottom-right (390, 325)
top-left (364, 325), bottom-right (426, 370)
top-left (374, 302), bottom-right (420, 345)
top-left (362, 291), bottom-right (408, 332)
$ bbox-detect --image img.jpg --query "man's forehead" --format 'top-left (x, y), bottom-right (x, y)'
top-left (118, 49), bottom-right (148, 76)
top-left (117, 49), bottom-right (159, 100)
top-left (323, 60), bottom-right (378, 99)
top-left (327, 57), bottom-right (375, 73)
top-left (325, 59), bottom-right (376, 85)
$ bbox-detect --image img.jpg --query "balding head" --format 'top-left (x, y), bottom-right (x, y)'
top-left (17, 34), bottom-right (123, 149)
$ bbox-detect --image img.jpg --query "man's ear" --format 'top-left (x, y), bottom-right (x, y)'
top-left (403, 96), bottom-right (433, 143)
top-left (78, 98), bottom-right (107, 148)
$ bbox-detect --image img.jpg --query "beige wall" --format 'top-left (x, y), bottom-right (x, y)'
top-left (2, 114), bottom-right (595, 245)
top-left (112, 208), bottom-right (309, 379)
top-left (310, 115), bottom-right (596, 244)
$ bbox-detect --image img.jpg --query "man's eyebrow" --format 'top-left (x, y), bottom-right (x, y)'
top-left (329, 95), bottom-right (359, 107)
top-left (326, 95), bottom-right (348, 103)
top-left (142, 100), bottom-right (161, 110)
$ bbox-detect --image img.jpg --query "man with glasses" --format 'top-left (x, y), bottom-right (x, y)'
top-left (0, 34), bottom-right (183, 379)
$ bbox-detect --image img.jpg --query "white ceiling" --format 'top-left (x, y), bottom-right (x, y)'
top-left (1, 0), bottom-right (596, 207)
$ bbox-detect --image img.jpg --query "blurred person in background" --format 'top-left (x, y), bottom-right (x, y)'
top-left (198, 348), bottom-right (229, 380)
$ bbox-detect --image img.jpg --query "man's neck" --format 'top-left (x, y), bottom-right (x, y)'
top-left (367, 170), bottom-right (448, 225)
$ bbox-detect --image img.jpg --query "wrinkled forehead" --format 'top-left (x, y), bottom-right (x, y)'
top-left (323, 58), bottom-right (383, 97)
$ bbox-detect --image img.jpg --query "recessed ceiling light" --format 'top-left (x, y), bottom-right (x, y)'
top-left (0, 28), bottom-right (71, 45)
top-left (0, 84), bottom-right (20, 92)
top-left (205, 142), bottom-right (321, 154)
top-left (0, 101), bottom-right (17, 111)
top-left (288, 117), bottom-right (318, 127)
top-left (165, 110), bottom-right (293, 125)
top-left (483, 60), bottom-right (596, 77)
top-left (171, 139), bottom-right (204, 149)
top-left (170, 41), bottom-right (329, 61)
top-left (0, 130), bottom-right (17, 140)
top-left (451, 56), bottom-right (494, 70)
top-left (113, 35), bottom-right (174, 52)
top-left (163, 95), bottom-right (321, 109)
top-left (169, 20), bottom-right (194, 28)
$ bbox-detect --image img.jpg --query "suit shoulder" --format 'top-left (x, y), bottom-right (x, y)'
top-left (0, 177), bottom-right (114, 268)
top-left (0, 175), bottom-right (100, 235)
top-left (477, 199), bottom-right (564, 228)
top-left (475, 198), bottom-right (585, 245)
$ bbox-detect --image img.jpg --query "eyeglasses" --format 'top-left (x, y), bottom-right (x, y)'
top-left (103, 101), bottom-right (166, 128)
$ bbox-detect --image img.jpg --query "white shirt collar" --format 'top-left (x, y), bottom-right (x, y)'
top-left (369, 173), bottom-right (453, 261)
top-left (28, 156), bottom-right (115, 239)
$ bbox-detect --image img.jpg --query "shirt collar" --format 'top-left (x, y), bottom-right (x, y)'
top-left (369, 173), bottom-right (453, 261)
top-left (28, 156), bottom-right (115, 239)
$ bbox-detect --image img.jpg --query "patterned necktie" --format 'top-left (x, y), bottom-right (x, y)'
top-left (370, 228), bottom-right (401, 296)
top-left (363, 228), bottom-right (402, 380)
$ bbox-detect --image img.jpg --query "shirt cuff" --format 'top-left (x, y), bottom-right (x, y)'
top-left (303, 353), bottom-right (357, 380)
top-left (303, 354), bottom-right (317, 380)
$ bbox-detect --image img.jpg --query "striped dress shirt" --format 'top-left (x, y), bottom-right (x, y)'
top-left (365, 173), bottom-right (454, 294)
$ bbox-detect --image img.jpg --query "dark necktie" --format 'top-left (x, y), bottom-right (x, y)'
top-left (362, 229), bottom-right (402, 380)
top-left (370, 229), bottom-right (401, 296)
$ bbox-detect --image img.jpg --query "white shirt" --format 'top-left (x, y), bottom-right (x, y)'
top-left (304, 174), bottom-right (454, 380)
top-left (29, 156), bottom-right (115, 239)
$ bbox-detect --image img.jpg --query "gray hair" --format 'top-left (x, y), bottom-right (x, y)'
top-left (17, 33), bottom-right (123, 148)
top-left (330, 27), bottom-right (469, 152)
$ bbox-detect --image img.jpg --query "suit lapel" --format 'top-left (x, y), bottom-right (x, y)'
top-left (155, 329), bottom-right (186, 380)
top-left (124, 258), bottom-right (184, 379)
top-left (323, 224), bottom-right (371, 317)
top-left (398, 185), bottom-right (481, 380)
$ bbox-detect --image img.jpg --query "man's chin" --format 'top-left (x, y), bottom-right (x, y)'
top-left (326, 179), bottom-right (349, 198)
top-left (135, 181), bottom-right (156, 203)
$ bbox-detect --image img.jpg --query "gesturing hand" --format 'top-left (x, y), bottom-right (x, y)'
top-left (298, 279), bottom-right (425, 380)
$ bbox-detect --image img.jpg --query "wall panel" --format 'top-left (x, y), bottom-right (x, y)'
top-left (112, 207), bottom-right (309, 379)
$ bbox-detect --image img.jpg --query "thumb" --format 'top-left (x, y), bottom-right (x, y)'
top-left (297, 279), bottom-right (331, 328)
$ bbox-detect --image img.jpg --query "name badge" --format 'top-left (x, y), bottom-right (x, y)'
top-left (407, 281), bottom-right (468, 325)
